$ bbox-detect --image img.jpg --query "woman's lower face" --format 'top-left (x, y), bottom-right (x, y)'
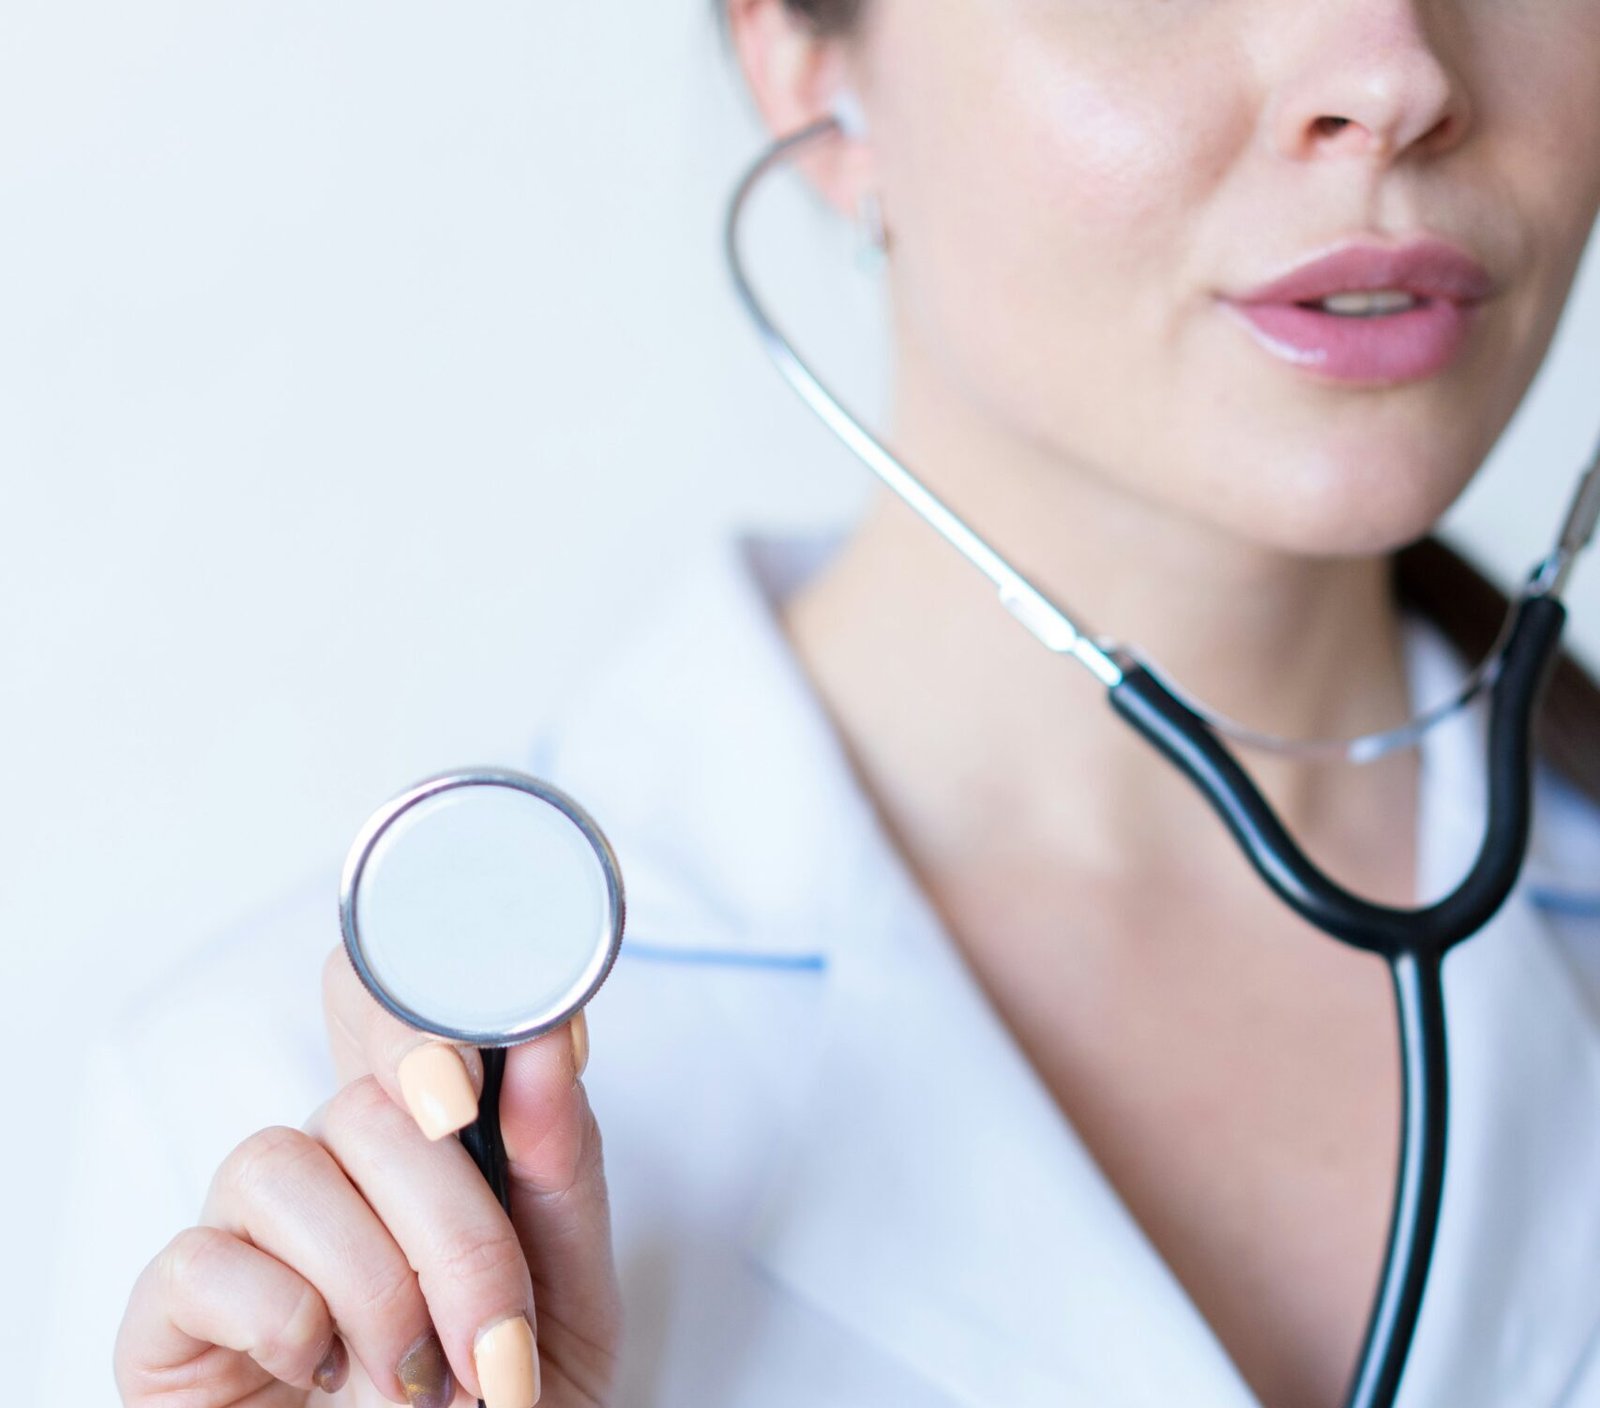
top-left (854, 0), bottom-right (1600, 561)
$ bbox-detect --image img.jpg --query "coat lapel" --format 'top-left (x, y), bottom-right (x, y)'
top-left (738, 827), bottom-right (1260, 1408)
top-left (734, 569), bottom-right (1600, 1407)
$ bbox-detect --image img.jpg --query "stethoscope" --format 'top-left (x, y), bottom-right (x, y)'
top-left (720, 100), bottom-right (1600, 1408)
top-left (330, 102), bottom-right (1600, 1408)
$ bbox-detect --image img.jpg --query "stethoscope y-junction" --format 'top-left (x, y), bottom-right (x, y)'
top-left (722, 105), bottom-right (1600, 1408)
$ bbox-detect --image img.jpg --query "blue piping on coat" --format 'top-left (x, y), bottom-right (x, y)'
top-left (618, 939), bottom-right (828, 971)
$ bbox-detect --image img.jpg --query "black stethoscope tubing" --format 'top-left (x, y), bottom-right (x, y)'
top-left (1111, 589), bottom-right (1565, 1406)
top-left (723, 110), bottom-right (1597, 1408)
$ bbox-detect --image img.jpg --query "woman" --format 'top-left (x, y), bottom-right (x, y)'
top-left (101, 0), bottom-right (1600, 1405)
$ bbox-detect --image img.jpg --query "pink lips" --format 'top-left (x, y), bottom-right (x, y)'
top-left (1218, 237), bottom-right (1495, 384)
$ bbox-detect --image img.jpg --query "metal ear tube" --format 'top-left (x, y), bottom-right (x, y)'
top-left (721, 108), bottom-right (1599, 1408)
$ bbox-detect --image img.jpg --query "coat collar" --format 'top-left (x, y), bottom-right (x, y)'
top-left (535, 527), bottom-right (889, 962)
top-left (544, 527), bottom-right (1600, 1406)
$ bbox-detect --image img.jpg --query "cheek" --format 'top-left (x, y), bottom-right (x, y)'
top-left (1472, 4), bottom-right (1600, 271)
top-left (1021, 73), bottom-right (1186, 229)
top-left (884, 33), bottom-right (1234, 447)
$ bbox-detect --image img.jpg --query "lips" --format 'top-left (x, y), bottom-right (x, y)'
top-left (1218, 236), bottom-right (1496, 384)
top-left (1229, 237), bottom-right (1495, 307)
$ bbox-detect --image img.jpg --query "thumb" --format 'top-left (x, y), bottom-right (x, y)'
top-left (497, 1010), bottom-right (622, 1401)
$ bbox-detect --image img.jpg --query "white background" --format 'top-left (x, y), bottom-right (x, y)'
top-left (3, 2), bottom-right (1598, 1400)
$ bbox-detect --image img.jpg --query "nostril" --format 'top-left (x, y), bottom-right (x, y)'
top-left (1313, 115), bottom-right (1353, 137)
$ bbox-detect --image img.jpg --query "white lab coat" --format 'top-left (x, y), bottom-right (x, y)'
top-left (48, 525), bottom-right (1600, 1407)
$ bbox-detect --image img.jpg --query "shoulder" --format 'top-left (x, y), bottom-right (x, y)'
top-left (45, 867), bottom-right (344, 1404)
top-left (530, 523), bottom-right (874, 966)
top-left (96, 865), bottom-right (343, 1201)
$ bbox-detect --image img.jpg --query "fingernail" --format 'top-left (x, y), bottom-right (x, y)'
top-left (398, 1329), bottom-right (455, 1408)
top-left (476, 1314), bottom-right (540, 1408)
top-left (570, 1009), bottom-right (589, 1080)
top-left (398, 1043), bottom-right (479, 1140)
top-left (313, 1334), bottom-right (348, 1394)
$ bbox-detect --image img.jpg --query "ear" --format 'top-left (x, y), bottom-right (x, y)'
top-left (722, 0), bottom-right (875, 221)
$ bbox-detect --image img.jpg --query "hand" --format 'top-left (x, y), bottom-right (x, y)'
top-left (113, 946), bottom-right (621, 1407)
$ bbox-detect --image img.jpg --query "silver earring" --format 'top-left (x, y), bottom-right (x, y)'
top-left (856, 189), bottom-right (888, 272)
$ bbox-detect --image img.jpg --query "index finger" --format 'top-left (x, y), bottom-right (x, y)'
top-left (321, 944), bottom-right (486, 1141)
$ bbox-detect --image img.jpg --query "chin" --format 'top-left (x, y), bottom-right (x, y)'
top-left (1180, 430), bottom-right (1488, 562)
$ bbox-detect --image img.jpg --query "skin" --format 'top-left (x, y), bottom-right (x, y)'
top-left (728, 0), bottom-right (1600, 1405)
top-left (115, 957), bottom-right (619, 1407)
top-left (115, 3), bottom-right (1600, 1408)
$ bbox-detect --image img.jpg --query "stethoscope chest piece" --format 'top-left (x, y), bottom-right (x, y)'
top-left (340, 767), bottom-right (625, 1049)
top-left (338, 766), bottom-right (625, 1291)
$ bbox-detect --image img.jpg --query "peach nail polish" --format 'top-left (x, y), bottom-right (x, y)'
top-left (570, 1010), bottom-right (589, 1079)
top-left (476, 1314), bottom-right (540, 1408)
top-left (397, 1043), bottom-right (479, 1141)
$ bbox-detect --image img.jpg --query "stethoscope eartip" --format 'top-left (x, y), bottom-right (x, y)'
top-left (829, 88), bottom-right (869, 141)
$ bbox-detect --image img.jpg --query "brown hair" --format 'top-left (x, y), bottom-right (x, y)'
top-left (780, 0), bottom-right (860, 31)
top-left (720, 0), bottom-right (1600, 808)
top-left (714, 0), bottom-right (860, 39)
top-left (1396, 537), bottom-right (1600, 804)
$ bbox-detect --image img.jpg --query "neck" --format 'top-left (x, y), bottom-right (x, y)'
top-left (779, 372), bottom-right (1419, 898)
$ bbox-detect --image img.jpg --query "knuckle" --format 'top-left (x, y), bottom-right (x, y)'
top-left (429, 1221), bottom-right (528, 1298)
top-left (324, 1071), bottom-right (398, 1138)
top-left (571, 1101), bottom-right (609, 1197)
top-left (343, 1253), bottom-right (419, 1325)
top-left (510, 1082), bottom-right (608, 1201)
top-left (257, 1280), bottom-right (331, 1380)
top-left (549, 1092), bottom-right (611, 1200)
top-left (158, 1224), bottom-right (233, 1299)
top-left (515, 1146), bottom-right (613, 1282)
top-left (215, 1125), bottom-right (328, 1204)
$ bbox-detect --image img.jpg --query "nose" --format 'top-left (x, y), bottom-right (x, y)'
top-left (1266, 1), bottom-right (1471, 165)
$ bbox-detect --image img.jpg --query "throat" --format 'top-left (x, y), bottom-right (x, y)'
top-left (931, 868), bottom-right (1404, 1408)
